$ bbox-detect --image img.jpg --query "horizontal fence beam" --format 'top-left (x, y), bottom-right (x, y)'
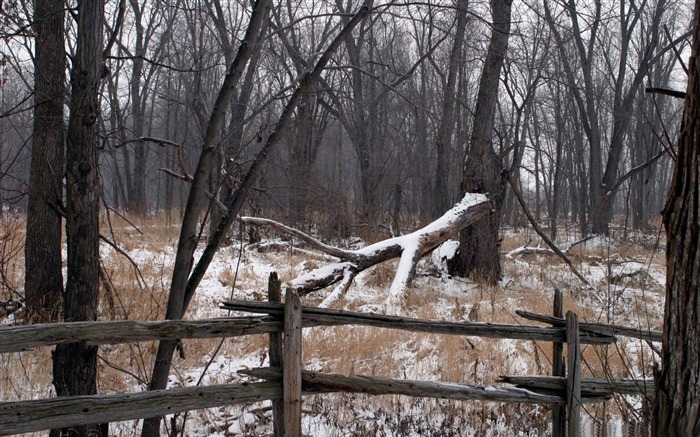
top-left (221, 300), bottom-right (616, 344)
top-left (0, 317), bottom-right (282, 353)
top-left (0, 381), bottom-right (281, 435)
top-left (238, 367), bottom-right (609, 405)
top-left (498, 375), bottom-right (655, 396)
top-left (516, 310), bottom-right (662, 342)
top-left (1, 303), bottom-right (628, 354)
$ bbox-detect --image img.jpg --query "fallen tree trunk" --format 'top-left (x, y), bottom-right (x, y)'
top-left (242, 193), bottom-right (492, 302)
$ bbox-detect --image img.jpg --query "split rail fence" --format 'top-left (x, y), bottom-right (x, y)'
top-left (0, 274), bottom-right (659, 436)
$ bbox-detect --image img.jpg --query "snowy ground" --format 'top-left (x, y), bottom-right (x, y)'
top-left (1, 218), bottom-right (665, 436)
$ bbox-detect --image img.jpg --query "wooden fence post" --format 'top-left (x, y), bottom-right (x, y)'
top-left (566, 310), bottom-right (581, 437)
top-left (552, 289), bottom-right (566, 437)
top-left (283, 287), bottom-right (302, 436)
top-left (268, 273), bottom-right (284, 437)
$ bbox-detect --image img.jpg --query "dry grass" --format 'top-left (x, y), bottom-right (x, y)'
top-left (0, 213), bottom-right (26, 301)
top-left (0, 211), bottom-right (666, 435)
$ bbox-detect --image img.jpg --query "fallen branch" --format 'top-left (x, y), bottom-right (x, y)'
top-left (506, 173), bottom-right (592, 288)
top-left (243, 193), bottom-right (492, 300)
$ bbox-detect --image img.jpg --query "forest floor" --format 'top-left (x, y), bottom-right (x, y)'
top-left (0, 213), bottom-right (666, 436)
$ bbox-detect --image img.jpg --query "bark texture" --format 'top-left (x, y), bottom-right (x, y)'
top-left (52, 1), bottom-right (106, 435)
top-left (653, 0), bottom-right (700, 433)
top-left (25, 0), bottom-right (65, 321)
top-left (457, 0), bottom-right (512, 284)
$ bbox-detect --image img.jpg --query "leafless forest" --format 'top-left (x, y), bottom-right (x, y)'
top-left (1, 0), bottom-right (699, 435)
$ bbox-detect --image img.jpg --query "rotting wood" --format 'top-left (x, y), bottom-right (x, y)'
top-left (267, 274), bottom-right (284, 437)
top-left (0, 381), bottom-right (281, 435)
top-left (516, 309), bottom-right (662, 342)
top-left (0, 318), bottom-right (281, 353)
top-left (221, 300), bottom-right (616, 344)
top-left (498, 375), bottom-right (654, 396)
top-left (283, 288), bottom-right (302, 436)
top-left (567, 311), bottom-right (582, 437)
top-left (238, 367), bottom-right (607, 405)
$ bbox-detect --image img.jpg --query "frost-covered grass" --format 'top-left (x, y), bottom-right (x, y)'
top-left (0, 213), bottom-right (665, 436)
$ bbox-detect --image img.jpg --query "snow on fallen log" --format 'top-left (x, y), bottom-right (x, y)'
top-left (241, 193), bottom-right (492, 306)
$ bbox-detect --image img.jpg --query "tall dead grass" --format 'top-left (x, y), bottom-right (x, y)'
top-left (0, 211), bottom-right (666, 435)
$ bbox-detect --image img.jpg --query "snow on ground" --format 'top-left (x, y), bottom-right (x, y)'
top-left (1, 223), bottom-right (665, 436)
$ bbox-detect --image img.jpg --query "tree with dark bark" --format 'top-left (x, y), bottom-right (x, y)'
top-left (456, 0), bottom-right (512, 284)
top-left (653, 0), bottom-right (700, 432)
top-left (141, 3), bottom-right (373, 435)
top-left (51, 1), bottom-right (106, 435)
top-left (25, 0), bottom-right (65, 321)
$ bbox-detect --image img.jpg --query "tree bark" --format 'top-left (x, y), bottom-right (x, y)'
top-left (52, 1), bottom-right (106, 436)
top-left (457, 0), bottom-right (512, 284)
top-left (25, 0), bottom-right (66, 322)
top-left (653, 0), bottom-right (700, 433)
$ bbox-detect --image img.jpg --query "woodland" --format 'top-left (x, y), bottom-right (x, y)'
top-left (0, 0), bottom-right (699, 435)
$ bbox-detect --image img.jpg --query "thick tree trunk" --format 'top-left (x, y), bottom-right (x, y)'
top-left (653, 0), bottom-right (700, 433)
top-left (25, 0), bottom-right (65, 321)
top-left (52, 1), bottom-right (106, 436)
top-left (457, 0), bottom-right (512, 284)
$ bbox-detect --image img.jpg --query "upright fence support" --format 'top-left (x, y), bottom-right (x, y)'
top-left (283, 288), bottom-right (302, 436)
top-left (552, 289), bottom-right (566, 437)
top-left (566, 310), bottom-right (581, 437)
top-left (268, 273), bottom-right (284, 437)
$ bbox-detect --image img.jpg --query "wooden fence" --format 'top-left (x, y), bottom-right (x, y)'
top-left (0, 274), bottom-right (659, 436)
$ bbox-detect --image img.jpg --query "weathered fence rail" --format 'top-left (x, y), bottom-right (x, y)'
top-left (0, 276), bottom-right (658, 437)
top-left (0, 382), bottom-right (281, 435)
top-left (219, 300), bottom-right (616, 344)
top-left (516, 309), bottom-right (663, 342)
top-left (498, 375), bottom-right (655, 396)
top-left (0, 318), bottom-right (281, 353)
top-left (0, 302), bottom-right (620, 354)
top-left (238, 367), bottom-right (608, 404)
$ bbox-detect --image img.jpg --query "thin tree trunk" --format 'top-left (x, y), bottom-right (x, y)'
top-left (52, 1), bottom-right (106, 436)
top-left (25, 0), bottom-right (65, 321)
top-left (141, 2), bottom-right (273, 434)
top-left (653, 0), bottom-right (700, 432)
top-left (434, 0), bottom-right (469, 218)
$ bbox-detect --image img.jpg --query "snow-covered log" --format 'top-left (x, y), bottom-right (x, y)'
top-left (241, 193), bottom-right (492, 303)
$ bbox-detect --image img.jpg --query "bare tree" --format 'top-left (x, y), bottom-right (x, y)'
top-left (141, 1), bottom-right (274, 434)
top-left (141, 4), bottom-right (373, 435)
top-left (51, 1), bottom-right (107, 436)
top-left (24, 0), bottom-right (65, 321)
top-left (544, 0), bottom-right (668, 235)
top-left (653, 0), bottom-right (700, 431)
top-left (434, 0), bottom-right (469, 218)
top-left (456, 0), bottom-right (512, 284)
